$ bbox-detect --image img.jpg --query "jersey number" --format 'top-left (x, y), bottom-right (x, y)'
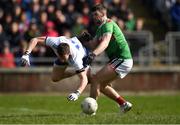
top-left (71, 40), bottom-right (80, 50)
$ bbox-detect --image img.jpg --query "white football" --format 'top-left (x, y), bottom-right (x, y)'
top-left (81, 97), bottom-right (98, 115)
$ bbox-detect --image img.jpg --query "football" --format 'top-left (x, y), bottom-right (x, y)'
top-left (81, 97), bottom-right (98, 115)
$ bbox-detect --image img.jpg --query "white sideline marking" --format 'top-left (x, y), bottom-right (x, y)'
top-left (0, 107), bottom-right (50, 113)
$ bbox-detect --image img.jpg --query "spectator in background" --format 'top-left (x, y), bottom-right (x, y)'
top-left (165, 0), bottom-right (176, 9)
top-left (66, 3), bottom-right (78, 28)
top-left (38, 11), bottom-right (48, 33)
top-left (125, 10), bottom-right (136, 31)
top-left (113, 0), bottom-right (129, 21)
top-left (30, 0), bottom-right (41, 21)
top-left (170, 0), bottom-right (180, 31)
top-left (13, 5), bottom-right (22, 22)
top-left (0, 42), bottom-right (15, 68)
top-left (108, 0), bottom-right (123, 19)
top-left (46, 3), bottom-right (56, 22)
top-left (0, 24), bottom-right (7, 44)
top-left (74, 0), bottom-right (86, 13)
top-left (57, 0), bottom-right (68, 12)
top-left (14, 39), bottom-right (28, 66)
top-left (24, 20), bottom-right (41, 41)
top-left (42, 20), bottom-right (59, 58)
top-left (135, 18), bottom-right (144, 31)
top-left (82, 4), bottom-right (90, 28)
top-left (8, 21), bottom-right (21, 48)
top-left (3, 13), bottom-right (13, 34)
top-left (72, 15), bottom-right (85, 35)
top-left (43, 21), bottom-right (59, 37)
top-left (40, 0), bottom-right (51, 11)
top-left (19, 11), bottom-right (30, 35)
top-left (117, 18), bottom-right (125, 30)
top-left (55, 10), bottom-right (68, 34)
top-left (0, 8), bottom-right (4, 23)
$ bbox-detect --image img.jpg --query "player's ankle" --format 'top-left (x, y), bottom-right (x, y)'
top-left (116, 96), bottom-right (126, 105)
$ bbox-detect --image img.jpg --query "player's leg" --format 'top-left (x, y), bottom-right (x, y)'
top-left (86, 67), bottom-right (93, 83)
top-left (91, 58), bottom-right (133, 112)
top-left (90, 64), bottom-right (122, 100)
top-left (52, 65), bottom-right (76, 82)
top-left (100, 84), bottom-right (121, 101)
top-left (99, 83), bottom-right (132, 113)
top-left (51, 59), bottom-right (76, 82)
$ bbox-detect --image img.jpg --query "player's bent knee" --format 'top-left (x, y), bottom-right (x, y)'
top-left (91, 75), bottom-right (100, 83)
top-left (100, 84), bottom-right (106, 91)
top-left (51, 77), bottom-right (62, 82)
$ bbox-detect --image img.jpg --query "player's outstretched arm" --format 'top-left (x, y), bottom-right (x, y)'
top-left (76, 69), bottom-right (88, 93)
top-left (93, 33), bottom-right (112, 56)
top-left (21, 37), bottom-right (46, 66)
top-left (83, 33), bottom-right (112, 66)
top-left (67, 68), bottom-right (88, 101)
top-left (26, 37), bottom-right (46, 54)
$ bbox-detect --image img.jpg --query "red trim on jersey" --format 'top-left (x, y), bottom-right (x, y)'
top-left (107, 19), bottom-right (112, 23)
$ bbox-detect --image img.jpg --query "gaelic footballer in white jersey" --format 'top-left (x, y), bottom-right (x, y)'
top-left (45, 36), bottom-right (88, 72)
top-left (21, 32), bottom-right (93, 101)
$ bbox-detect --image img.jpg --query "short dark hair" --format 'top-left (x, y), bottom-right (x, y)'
top-left (91, 4), bottom-right (106, 13)
top-left (57, 43), bottom-right (70, 56)
top-left (77, 32), bottom-right (93, 43)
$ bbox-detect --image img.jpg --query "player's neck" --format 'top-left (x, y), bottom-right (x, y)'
top-left (99, 16), bottom-right (108, 27)
top-left (102, 16), bottom-right (108, 23)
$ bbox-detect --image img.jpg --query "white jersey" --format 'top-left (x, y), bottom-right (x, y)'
top-left (45, 36), bottom-right (87, 71)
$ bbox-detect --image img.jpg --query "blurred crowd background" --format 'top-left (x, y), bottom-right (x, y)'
top-left (0, 0), bottom-right (179, 68)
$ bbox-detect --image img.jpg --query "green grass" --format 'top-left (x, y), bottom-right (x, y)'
top-left (0, 93), bottom-right (180, 124)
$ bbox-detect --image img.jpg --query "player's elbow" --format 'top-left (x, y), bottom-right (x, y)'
top-left (102, 40), bottom-right (109, 49)
top-left (52, 78), bottom-right (61, 83)
top-left (79, 75), bottom-right (88, 84)
top-left (30, 38), bottom-right (38, 43)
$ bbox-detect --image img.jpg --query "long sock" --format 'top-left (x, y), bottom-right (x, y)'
top-left (116, 96), bottom-right (126, 105)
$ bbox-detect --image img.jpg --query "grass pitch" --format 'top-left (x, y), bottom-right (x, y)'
top-left (0, 93), bottom-right (180, 124)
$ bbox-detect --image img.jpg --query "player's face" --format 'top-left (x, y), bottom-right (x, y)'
top-left (58, 54), bottom-right (70, 62)
top-left (92, 11), bottom-right (104, 25)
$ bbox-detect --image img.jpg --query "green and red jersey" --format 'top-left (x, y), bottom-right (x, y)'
top-left (95, 19), bottom-right (132, 59)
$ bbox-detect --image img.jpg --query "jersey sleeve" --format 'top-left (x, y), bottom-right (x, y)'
top-left (101, 22), bottom-right (113, 34)
top-left (73, 57), bottom-right (85, 73)
top-left (45, 37), bottom-right (58, 49)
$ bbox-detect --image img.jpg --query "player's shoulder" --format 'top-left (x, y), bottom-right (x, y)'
top-left (59, 36), bottom-right (67, 40)
top-left (106, 19), bottom-right (115, 24)
top-left (103, 19), bottom-right (114, 27)
top-left (107, 19), bottom-right (113, 23)
top-left (70, 36), bottom-right (81, 43)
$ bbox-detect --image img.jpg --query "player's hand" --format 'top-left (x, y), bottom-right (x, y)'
top-left (83, 52), bottom-right (96, 66)
top-left (21, 51), bottom-right (30, 66)
top-left (67, 90), bottom-right (80, 101)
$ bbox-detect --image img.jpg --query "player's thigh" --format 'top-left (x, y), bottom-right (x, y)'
top-left (94, 64), bottom-right (117, 84)
top-left (86, 67), bottom-right (94, 84)
top-left (51, 65), bottom-right (67, 82)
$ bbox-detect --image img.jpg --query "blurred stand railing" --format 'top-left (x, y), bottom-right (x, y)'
top-left (154, 32), bottom-right (180, 66)
top-left (125, 31), bottom-right (154, 66)
top-left (165, 32), bottom-right (180, 65)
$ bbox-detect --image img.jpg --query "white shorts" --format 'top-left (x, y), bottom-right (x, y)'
top-left (108, 58), bottom-right (133, 79)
